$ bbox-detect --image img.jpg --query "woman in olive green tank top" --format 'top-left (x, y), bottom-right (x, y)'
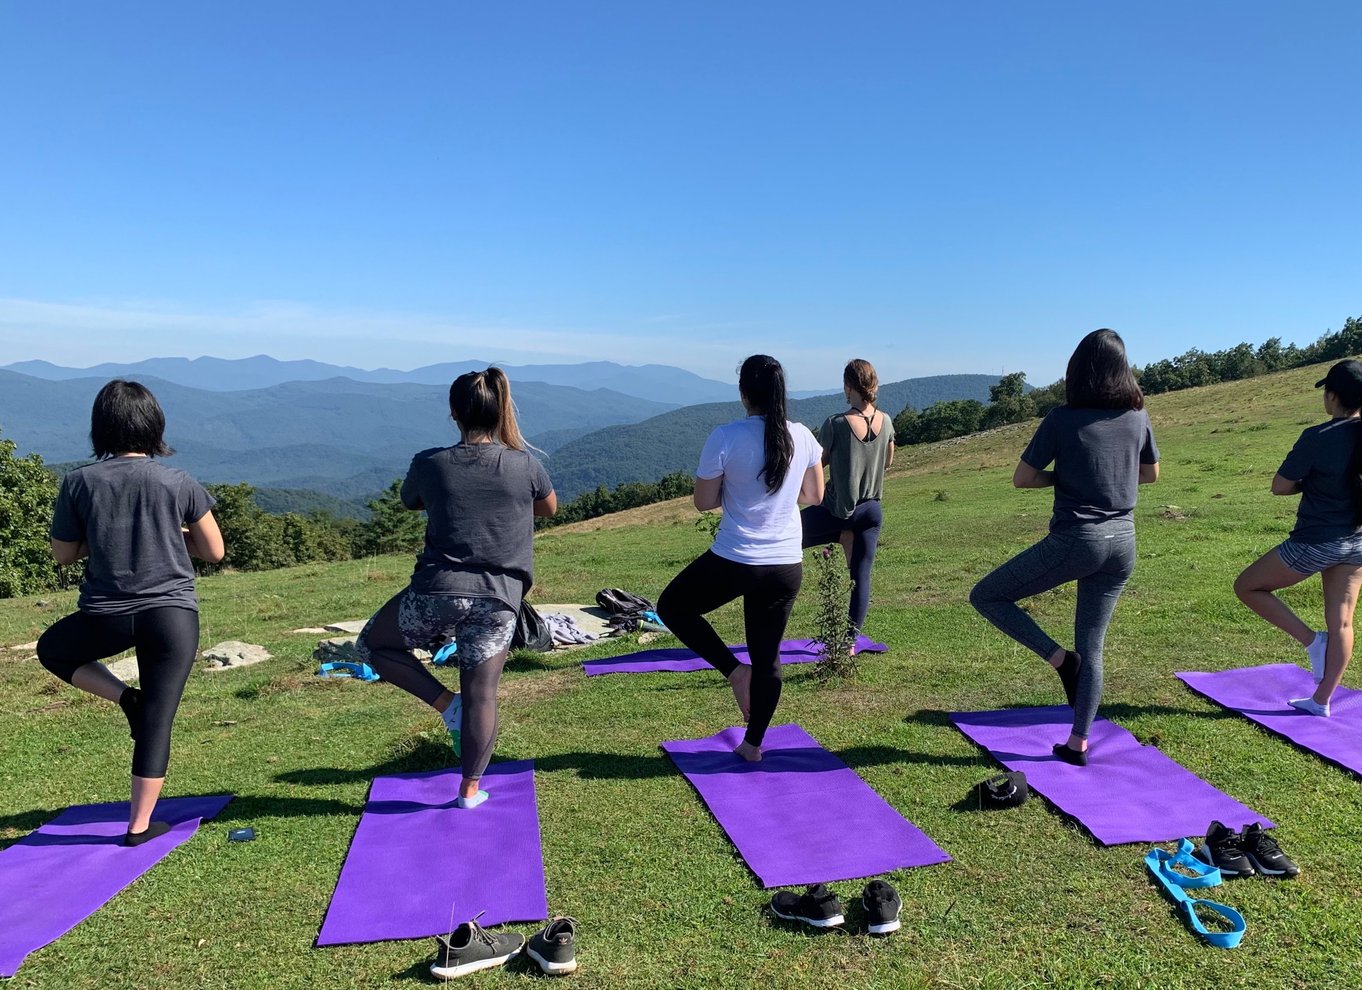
top-left (800, 359), bottom-right (895, 643)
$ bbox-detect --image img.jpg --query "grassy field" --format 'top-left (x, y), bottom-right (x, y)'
top-left (3, 361), bottom-right (1361, 989)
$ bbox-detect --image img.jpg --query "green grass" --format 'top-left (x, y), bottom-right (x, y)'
top-left (4, 361), bottom-right (1362, 989)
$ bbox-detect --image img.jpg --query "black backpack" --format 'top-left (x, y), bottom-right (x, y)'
top-left (511, 600), bottom-right (554, 653)
top-left (595, 588), bottom-right (655, 616)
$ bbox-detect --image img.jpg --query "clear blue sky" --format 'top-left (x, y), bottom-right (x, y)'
top-left (1, 1), bottom-right (1358, 389)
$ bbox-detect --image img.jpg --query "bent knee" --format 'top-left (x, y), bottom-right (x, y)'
top-left (968, 580), bottom-right (995, 610)
top-left (1232, 572), bottom-right (1257, 601)
top-left (655, 590), bottom-right (682, 625)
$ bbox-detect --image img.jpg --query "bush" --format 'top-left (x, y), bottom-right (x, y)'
top-left (0, 431), bottom-right (61, 597)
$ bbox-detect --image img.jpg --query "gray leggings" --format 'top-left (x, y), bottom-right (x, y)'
top-left (969, 521), bottom-right (1136, 738)
top-left (355, 590), bottom-right (514, 780)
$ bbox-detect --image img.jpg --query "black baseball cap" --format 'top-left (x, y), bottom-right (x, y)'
top-left (1316, 360), bottom-right (1362, 409)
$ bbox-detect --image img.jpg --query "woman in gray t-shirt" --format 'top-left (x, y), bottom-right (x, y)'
top-left (353, 369), bottom-right (557, 809)
top-left (38, 380), bottom-right (225, 846)
top-left (1233, 359), bottom-right (1362, 717)
top-left (970, 330), bottom-right (1159, 766)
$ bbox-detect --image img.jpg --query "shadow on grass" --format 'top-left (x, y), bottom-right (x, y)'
top-left (276, 739), bottom-right (680, 785)
top-left (913, 702), bottom-right (1235, 723)
top-left (837, 744), bottom-right (986, 770)
top-left (0, 795), bottom-right (363, 850)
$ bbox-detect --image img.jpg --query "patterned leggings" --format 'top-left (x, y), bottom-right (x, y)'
top-left (355, 589), bottom-right (515, 779)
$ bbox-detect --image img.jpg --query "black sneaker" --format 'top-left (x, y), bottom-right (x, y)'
top-left (526, 916), bottom-right (578, 976)
top-left (1241, 823), bottom-right (1300, 878)
top-left (861, 880), bottom-right (902, 935)
top-left (769, 883), bottom-right (845, 928)
top-left (1194, 821), bottom-right (1256, 878)
top-left (429, 913), bottom-right (525, 980)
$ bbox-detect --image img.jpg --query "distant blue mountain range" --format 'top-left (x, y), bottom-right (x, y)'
top-left (0, 358), bottom-right (1017, 505)
top-left (0, 370), bottom-right (676, 501)
top-left (2, 355), bottom-right (744, 405)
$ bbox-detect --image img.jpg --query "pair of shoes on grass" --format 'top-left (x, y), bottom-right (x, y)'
top-left (429, 913), bottom-right (578, 979)
top-left (769, 881), bottom-right (901, 935)
top-left (1195, 820), bottom-right (1299, 879)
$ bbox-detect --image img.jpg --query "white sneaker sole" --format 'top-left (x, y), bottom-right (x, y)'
top-left (526, 946), bottom-right (578, 975)
top-left (770, 907), bottom-right (844, 928)
top-left (867, 918), bottom-right (901, 935)
top-left (430, 946), bottom-right (522, 980)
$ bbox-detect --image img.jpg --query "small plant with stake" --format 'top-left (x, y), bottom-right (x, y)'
top-left (811, 544), bottom-right (857, 680)
top-left (694, 511), bottom-right (722, 542)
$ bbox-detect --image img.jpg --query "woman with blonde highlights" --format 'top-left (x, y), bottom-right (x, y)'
top-left (354, 368), bottom-right (556, 808)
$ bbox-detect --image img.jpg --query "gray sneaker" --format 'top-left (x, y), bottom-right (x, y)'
top-left (526, 916), bottom-right (579, 975)
top-left (429, 913), bottom-right (525, 980)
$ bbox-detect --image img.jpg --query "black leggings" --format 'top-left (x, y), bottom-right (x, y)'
top-left (800, 499), bottom-right (883, 634)
top-left (37, 607), bottom-right (199, 777)
top-left (656, 550), bottom-right (803, 748)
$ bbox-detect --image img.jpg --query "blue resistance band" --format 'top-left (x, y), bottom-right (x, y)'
top-left (432, 641), bottom-right (458, 666)
top-left (316, 660), bottom-right (380, 682)
top-left (1144, 839), bottom-right (1246, 949)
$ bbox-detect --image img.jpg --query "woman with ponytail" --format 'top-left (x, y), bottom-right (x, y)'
top-left (354, 368), bottom-right (556, 808)
top-left (657, 355), bottom-right (825, 761)
top-left (801, 358), bottom-right (895, 646)
top-left (1234, 359), bottom-right (1362, 716)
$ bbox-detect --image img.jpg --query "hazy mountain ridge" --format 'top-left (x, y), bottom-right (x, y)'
top-left (2, 355), bottom-right (740, 405)
top-left (1, 366), bottom-right (1016, 506)
top-left (0, 369), bottom-right (675, 498)
top-left (545, 374), bottom-right (1014, 499)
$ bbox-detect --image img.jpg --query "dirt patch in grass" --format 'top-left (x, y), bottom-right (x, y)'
top-left (547, 498), bottom-right (696, 534)
top-left (501, 667), bottom-right (577, 705)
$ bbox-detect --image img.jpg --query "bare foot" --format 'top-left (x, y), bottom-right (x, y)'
top-left (734, 741), bottom-right (762, 762)
top-left (727, 665), bottom-right (752, 722)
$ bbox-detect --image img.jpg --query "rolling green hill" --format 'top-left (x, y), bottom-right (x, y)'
top-left (548, 373), bottom-right (1015, 499)
top-left (2, 361), bottom-right (1358, 990)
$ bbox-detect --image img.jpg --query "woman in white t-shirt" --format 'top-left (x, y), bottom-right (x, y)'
top-left (656, 355), bottom-right (824, 761)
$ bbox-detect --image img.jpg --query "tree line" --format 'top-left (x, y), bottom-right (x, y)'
top-left (891, 314), bottom-right (1361, 447)
top-left (1, 313), bottom-right (1356, 596)
top-left (0, 452), bottom-right (699, 596)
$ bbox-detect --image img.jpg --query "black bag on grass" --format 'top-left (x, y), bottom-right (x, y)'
top-left (970, 771), bottom-right (1030, 810)
top-left (595, 588), bottom-right (655, 616)
top-left (511, 600), bottom-right (554, 653)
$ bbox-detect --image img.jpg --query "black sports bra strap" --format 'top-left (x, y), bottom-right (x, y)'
top-left (854, 410), bottom-right (878, 444)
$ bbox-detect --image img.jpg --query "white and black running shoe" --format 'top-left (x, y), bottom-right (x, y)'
top-left (526, 916), bottom-right (579, 976)
top-left (429, 913), bottom-right (525, 980)
top-left (769, 883), bottom-right (845, 928)
top-left (1194, 821), bottom-right (1256, 878)
top-left (1241, 823), bottom-right (1300, 878)
top-left (861, 880), bottom-right (902, 935)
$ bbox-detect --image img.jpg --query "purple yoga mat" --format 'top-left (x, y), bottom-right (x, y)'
top-left (317, 760), bottom-right (547, 946)
top-left (662, 724), bottom-right (950, 887)
top-left (950, 707), bottom-right (1270, 846)
top-left (584, 635), bottom-right (888, 676)
top-left (1178, 664), bottom-right (1362, 778)
top-left (0, 794), bottom-right (232, 978)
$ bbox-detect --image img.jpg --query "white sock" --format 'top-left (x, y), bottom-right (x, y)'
top-left (1289, 696), bottom-right (1329, 717)
top-left (454, 789), bottom-right (488, 809)
top-left (441, 695), bottom-right (462, 732)
top-left (1306, 632), bottom-right (1328, 683)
